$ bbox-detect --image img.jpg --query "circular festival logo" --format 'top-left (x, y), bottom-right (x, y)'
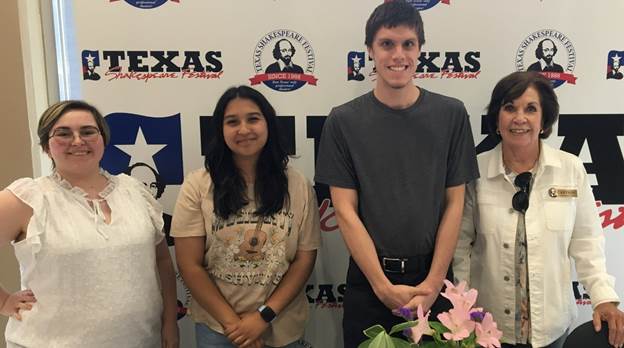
top-left (250, 29), bottom-right (318, 92)
top-left (516, 29), bottom-right (577, 88)
top-left (387, 0), bottom-right (449, 11)
top-left (123, 0), bottom-right (170, 9)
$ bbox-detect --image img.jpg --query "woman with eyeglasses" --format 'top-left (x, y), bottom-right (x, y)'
top-left (0, 100), bottom-right (179, 347)
top-left (453, 71), bottom-right (624, 348)
top-left (171, 86), bottom-right (320, 348)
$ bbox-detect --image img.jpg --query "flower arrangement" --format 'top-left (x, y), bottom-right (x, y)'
top-left (359, 280), bottom-right (503, 348)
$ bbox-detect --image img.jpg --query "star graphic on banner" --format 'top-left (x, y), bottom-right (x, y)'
top-left (351, 55), bottom-right (361, 65)
top-left (85, 54), bottom-right (95, 63)
top-left (115, 127), bottom-right (166, 170)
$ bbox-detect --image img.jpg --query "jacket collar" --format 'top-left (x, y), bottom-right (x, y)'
top-left (485, 141), bottom-right (562, 179)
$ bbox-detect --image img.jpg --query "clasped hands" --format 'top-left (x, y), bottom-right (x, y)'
top-left (376, 280), bottom-right (440, 317)
top-left (224, 310), bottom-right (269, 348)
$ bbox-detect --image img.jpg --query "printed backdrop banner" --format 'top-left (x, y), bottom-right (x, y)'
top-left (59, 0), bottom-right (624, 347)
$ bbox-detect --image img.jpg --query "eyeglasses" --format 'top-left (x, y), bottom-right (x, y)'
top-left (50, 126), bottom-right (101, 144)
top-left (512, 172), bottom-right (532, 213)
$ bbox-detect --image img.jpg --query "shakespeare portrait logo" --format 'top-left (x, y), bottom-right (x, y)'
top-left (250, 29), bottom-right (318, 92)
top-left (516, 29), bottom-right (577, 88)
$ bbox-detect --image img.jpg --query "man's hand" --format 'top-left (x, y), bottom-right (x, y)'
top-left (593, 302), bottom-right (624, 348)
top-left (225, 311), bottom-right (269, 348)
top-left (375, 283), bottom-right (432, 311)
top-left (402, 280), bottom-right (441, 315)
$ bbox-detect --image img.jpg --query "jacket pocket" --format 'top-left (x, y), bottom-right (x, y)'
top-left (476, 189), bottom-right (515, 235)
top-left (542, 187), bottom-right (577, 232)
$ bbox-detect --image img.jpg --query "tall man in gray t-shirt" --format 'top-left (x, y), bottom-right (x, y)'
top-left (314, 1), bottom-right (479, 347)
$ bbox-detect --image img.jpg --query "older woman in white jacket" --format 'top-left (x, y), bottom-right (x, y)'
top-left (453, 71), bottom-right (624, 348)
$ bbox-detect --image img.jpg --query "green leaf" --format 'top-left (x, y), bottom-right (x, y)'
top-left (389, 320), bottom-right (417, 335)
top-left (364, 325), bottom-right (387, 339)
top-left (418, 342), bottom-right (441, 348)
top-left (390, 336), bottom-right (413, 348)
top-left (430, 329), bottom-right (444, 343)
top-left (368, 331), bottom-right (394, 348)
top-left (429, 321), bottom-right (450, 333)
top-left (462, 333), bottom-right (476, 347)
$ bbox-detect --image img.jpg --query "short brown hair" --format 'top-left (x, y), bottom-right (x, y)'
top-left (485, 71), bottom-right (559, 139)
top-left (365, 0), bottom-right (425, 49)
top-left (38, 100), bottom-right (110, 152)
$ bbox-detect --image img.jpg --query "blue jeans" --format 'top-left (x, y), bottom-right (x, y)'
top-left (195, 323), bottom-right (311, 348)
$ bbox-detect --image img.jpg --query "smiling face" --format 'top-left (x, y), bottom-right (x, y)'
top-left (368, 25), bottom-right (420, 93)
top-left (498, 86), bottom-right (543, 153)
top-left (46, 110), bottom-right (105, 176)
top-left (222, 97), bottom-right (268, 163)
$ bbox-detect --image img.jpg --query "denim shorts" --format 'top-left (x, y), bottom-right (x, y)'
top-left (195, 323), bottom-right (312, 348)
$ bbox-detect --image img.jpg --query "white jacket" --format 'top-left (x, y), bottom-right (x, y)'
top-left (453, 142), bottom-right (619, 347)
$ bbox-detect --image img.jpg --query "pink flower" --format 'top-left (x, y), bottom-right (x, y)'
top-left (409, 305), bottom-right (433, 344)
top-left (441, 280), bottom-right (477, 312)
top-left (441, 279), bottom-right (467, 299)
top-left (475, 312), bottom-right (503, 348)
top-left (437, 307), bottom-right (475, 341)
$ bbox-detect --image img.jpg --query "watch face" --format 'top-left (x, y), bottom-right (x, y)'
top-left (259, 305), bottom-right (276, 323)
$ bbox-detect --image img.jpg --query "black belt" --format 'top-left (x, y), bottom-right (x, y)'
top-left (381, 257), bottom-right (408, 274)
top-left (379, 254), bottom-right (433, 274)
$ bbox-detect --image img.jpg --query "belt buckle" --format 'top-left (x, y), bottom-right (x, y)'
top-left (382, 257), bottom-right (407, 274)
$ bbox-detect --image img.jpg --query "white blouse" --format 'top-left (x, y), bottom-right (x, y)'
top-left (4, 171), bottom-right (165, 348)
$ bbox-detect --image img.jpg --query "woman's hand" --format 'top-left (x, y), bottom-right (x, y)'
top-left (0, 289), bottom-right (36, 320)
top-left (593, 302), bottom-right (624, 348)
top-left (224, 311), bottom-right (269, 348)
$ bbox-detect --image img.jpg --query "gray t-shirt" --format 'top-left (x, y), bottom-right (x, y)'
top-left (315, 89), bottom-right (479, 256)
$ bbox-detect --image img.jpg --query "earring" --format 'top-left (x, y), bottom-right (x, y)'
top-left (540, 129), bottom-right (544, 134)
top-left (496, 129), bottom-right (500, 135)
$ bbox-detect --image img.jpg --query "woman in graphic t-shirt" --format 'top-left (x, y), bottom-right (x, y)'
top-left (172, 86), bottom-right (321, 348)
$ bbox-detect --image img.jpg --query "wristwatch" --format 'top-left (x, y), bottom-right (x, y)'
top-left (257, 304), bottom-right (277, 323)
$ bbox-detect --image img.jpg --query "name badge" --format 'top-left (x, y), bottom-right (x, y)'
top-left (548, 187), bottom-right (578, 198)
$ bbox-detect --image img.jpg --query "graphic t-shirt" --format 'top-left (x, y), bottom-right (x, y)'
top-left (171, 167), bottom-right (321, 346)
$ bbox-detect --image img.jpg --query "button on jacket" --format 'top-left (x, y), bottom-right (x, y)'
top-left (453, 142), bottom-right (619, 347)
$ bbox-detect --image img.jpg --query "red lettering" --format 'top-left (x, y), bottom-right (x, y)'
top-left (599, 206), bottom-right (624, 229)
top-left (318, 198), bottom-right (339, 232)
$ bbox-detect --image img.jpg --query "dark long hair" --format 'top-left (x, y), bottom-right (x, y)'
top-left (205, 86), bottom-right (289, 219)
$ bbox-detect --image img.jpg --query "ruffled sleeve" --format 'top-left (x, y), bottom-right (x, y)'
top-left (120, 174), bottom-right (165, 245)
top-left (6, 178), bottom-right (47, 264)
